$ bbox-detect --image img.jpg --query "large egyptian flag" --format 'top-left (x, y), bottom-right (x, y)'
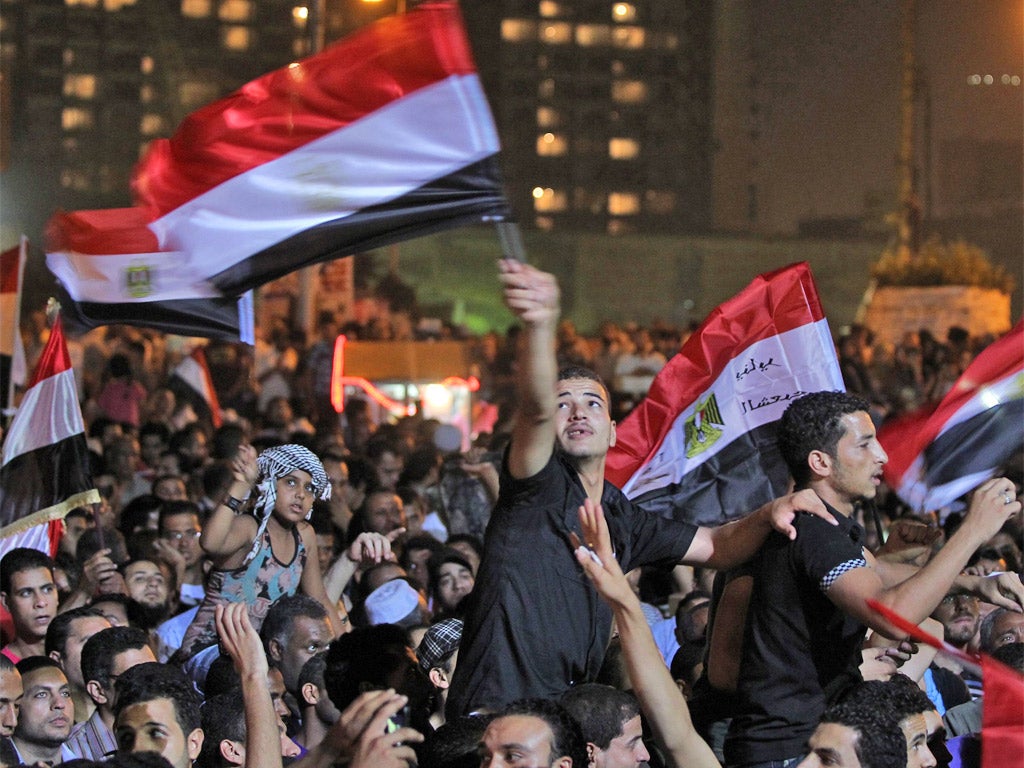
top-left (606, 262), bottom-right (844, 526)
top-left (45, 2), bottom-right (509, 339)
top-left (879, 321), bottom-right (1023, 512)
top-left (0, 313), bottom-right (99, 557)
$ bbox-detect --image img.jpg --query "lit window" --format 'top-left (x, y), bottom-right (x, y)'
top-left (611, 79), bottom-right (646, 104)
top-left (104, 0), bottom-right (137, 10)
top-left (609, 137), bottom-right (639, 159)
top-left (538, 1), bottom-right (562, 17)
top-left (645, 190), bottom-right (676, 214)
top-left (537, 106), bottom-right (561, 128)
top-left (292, 5), bottom-right (308, 26)
top-left (61, 170), bottom-right (91, 190)
top-left (140, 84), bottom-right (154, 103)
top-left (501, 19), bottom-right (536, 42)
top-left (538, 78), bottom-right (555, 99)
top-left (179, 80), bottom-right (219, 109)
top-left (576, 24), bottom-right (610, 47)
top-left (140, 113), bottom-right (167, 136)
top-left (608, 192), bottom-right (640, 216)
top-left (612, 3), bottom-right (636, 22)
top-left (219, 0), bottom-right (251, 22)
top-left (612, 26), bottom-right (645, 49)
top-left (65, 0), bottom-right (99, 7)
top-left (533, 188), bottom-right (567, 213)
top-left (221, 25), bottom-right (251, 51)
top-left (63, 74), bottom-right (97, 99)
top-left (181, 0), bottom-right (211, 17)
top-left (540, 22), bottom-right (571, 44)
top-left (140, 56), bottom-right (154, 74)
top-left (62, 107), bottom-right (94, 131)
top-left (537, 132), bottom-right (568, 156)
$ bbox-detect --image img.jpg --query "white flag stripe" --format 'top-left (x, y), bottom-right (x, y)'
top-left (622, 319), bottom-right (842, 498)
top-left (1, 368), bottom-right (83, 465)
top-left (46, 248), bottom-right (221, 304)
top-left (151, 75), bottom-right (499, 279)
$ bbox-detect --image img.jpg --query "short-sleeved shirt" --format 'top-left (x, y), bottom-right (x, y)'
top-left (725, 504), bottom-right (868, 766)
top-left (445, 450), bottom-right (697, 716)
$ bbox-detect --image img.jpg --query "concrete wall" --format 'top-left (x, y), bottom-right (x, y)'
top-left (863, 286), bottom-right (1012, 347)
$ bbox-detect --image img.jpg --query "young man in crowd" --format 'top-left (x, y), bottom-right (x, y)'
top-left (723, 391), bottom-right (1022, 768)
top-left (1, 548), bottom-right (59, 662)
top-left (478, 698), bottom-right (589, 768)
top-left (113, 661), bottom-right (204, 768)
top-left (45, 606), bottom-right (111, 724)
top-left (447, 260), bottom-right (835, 716)
top-left (797, 687), bottom-right (906, 768)
top-left (67, 626), bottom-right (157, 760)
top-left (0, 654), bottom-right (22, 765)
top-left (11, 657), bottom-right (76, 764)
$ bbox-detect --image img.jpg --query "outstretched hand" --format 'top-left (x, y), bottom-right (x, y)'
top-left (347, 530), bottom-right (403, 567)
top-left (573, 498), bottom-right (634, 609)
top-left (767, 489), bottom-right (836, 541)
top-left (323, 689), bottom-right (423, 768)
top-left (232, 443), bottom-right (260, 487)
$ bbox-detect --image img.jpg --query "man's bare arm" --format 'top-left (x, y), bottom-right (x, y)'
top-left (575, 499), bottom-right (719, 768)
top-left (499, 259), bottom-right (561, 480)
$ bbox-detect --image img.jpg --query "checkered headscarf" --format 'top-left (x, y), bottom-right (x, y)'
top-left (244, 444), bottom-right (330, 564)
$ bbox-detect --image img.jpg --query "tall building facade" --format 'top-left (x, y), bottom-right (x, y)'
top-left (0, 0), bottom-right (311, 237)
top-left (461, 1), bottom-right (714, 235)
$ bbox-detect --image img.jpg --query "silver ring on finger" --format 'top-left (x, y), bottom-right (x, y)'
top-left (1005, 492), bottom-right (1015, 505)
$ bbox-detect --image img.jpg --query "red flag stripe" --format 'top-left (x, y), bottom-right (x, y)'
top-left (133, 2), bottom-right (479, 217)
top-left (26, 315), bottom-right (72, 388)
top-left (0, 244), bottom-right (20, 291)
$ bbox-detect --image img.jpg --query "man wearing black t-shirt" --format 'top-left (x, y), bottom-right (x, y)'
top-left (724, 391), bottom-right (1023, 768)
top-left (446, 261), bottom-right (835, 717)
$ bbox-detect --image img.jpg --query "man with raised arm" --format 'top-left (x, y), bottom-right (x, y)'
top-left (446, 260), bottom-right (834, 716)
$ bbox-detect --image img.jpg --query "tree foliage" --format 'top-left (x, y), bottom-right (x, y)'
top-left (872, 236), bottom-right (1015, 292)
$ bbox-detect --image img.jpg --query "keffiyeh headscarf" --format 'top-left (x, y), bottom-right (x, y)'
top-left (244, 444), bottom-right (331, 564)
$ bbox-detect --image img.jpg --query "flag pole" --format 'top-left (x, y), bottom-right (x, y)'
top-left (496, 221), bottom-right (527, 263)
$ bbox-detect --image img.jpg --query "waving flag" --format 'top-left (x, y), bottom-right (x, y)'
top-left (606, 262), bottom-right (843, 526)
top-left (168, 346), bottom-right (223, 429)
top-left (879, 321), bottom-right (1023, 512)
top-left (45, 2), bottom-right (508, 339)
top-left (0, 312), bottom-right (99, 556)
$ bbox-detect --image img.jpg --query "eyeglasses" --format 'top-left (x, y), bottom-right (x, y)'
top-left (163, 530), bottom-right (201, 541)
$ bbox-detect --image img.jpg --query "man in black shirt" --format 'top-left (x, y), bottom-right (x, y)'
top-left (725, 391), bottom-right (1023, 768)
top-left (447, 260), bottom-right (835, 717)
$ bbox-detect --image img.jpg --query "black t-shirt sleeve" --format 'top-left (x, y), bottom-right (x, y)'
top-left (792, 513), bottom-right (867, 593)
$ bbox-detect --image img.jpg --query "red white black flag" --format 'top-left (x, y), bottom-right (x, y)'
top-left (45, 2), bottom-right (508, 339)
top-left (879, 320), bottom-right (1023, 512)
top-left (606, 262), bottom-right (844, 525)
top-left (0, 313), bottom-right (99, 555)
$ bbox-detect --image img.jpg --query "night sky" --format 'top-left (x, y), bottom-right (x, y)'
top-left (744, 0), bottom-right (1022, 233)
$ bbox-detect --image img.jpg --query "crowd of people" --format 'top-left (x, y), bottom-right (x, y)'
top-left (0, 260), bottom-right (1021, 768)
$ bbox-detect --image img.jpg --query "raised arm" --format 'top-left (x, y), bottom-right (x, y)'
top-left (683, 489), bottom-right (836, 571)
top-left (216, 602), bottom-right (282, 768)
top-left (574, 499), bottom-right (719, 768)
top-left (828, 477), bottom-right (1021, 638)
top-left (202, 443), bottom-right (261, 562)
top-left (298, 522), bottom-right (349, 637)
top-left (499, 259), bottom-right (561, 480)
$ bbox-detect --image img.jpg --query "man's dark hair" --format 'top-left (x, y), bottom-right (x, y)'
top-left (199, 690), bottom-right (246, 768)
top-left (778, 391), bottom-right (870, 486)
top-left (309, 501), bottom-right (335, 536)
top-left (560, 684), bottom-right (639, 750)
top-left (90, 592), bottom-right (132, 613)
top-left (819, 694), bottom-right (906, 768)
top-left (81, 626), bottom-right (150, 690)
top-left (158, 501), bottom-right (201, 534)
top-left (323, 624), bottom-right (413, 711)
top-left (119, 496), bottom-right (163, 540)
top-left (77, 527), bottom-right (129, 566)
top-left (16, 655), bottom-right (63, 677)
top-left (445, 534), bottom-right (483, 563)
top-left (104, 752), bottom-right (176, 768)
top-left (0, 653), bottom-right (15, 673)
top-left (113, 662), bottom-right (201, 734)
top-left (139, 421), bottom-right (172, 446)
top-left (259, 594), bottom-right (327, 656)
top-left (420, 714), bottom-right (494, 768)
top-left (557, 365), bottom-right (608, 398)
top-left (879, 673), bottom-right (939, 718)
top-left (992, 642), bottom-right (1024, 673)
top-left (0, 547), bottom-right (54, 594)
top-left (204, 655), bottom-right (242, 700)
top-left (499, 698), bottom-right (588, 768)
top-left (45, 606), bottom-right (106, 658)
